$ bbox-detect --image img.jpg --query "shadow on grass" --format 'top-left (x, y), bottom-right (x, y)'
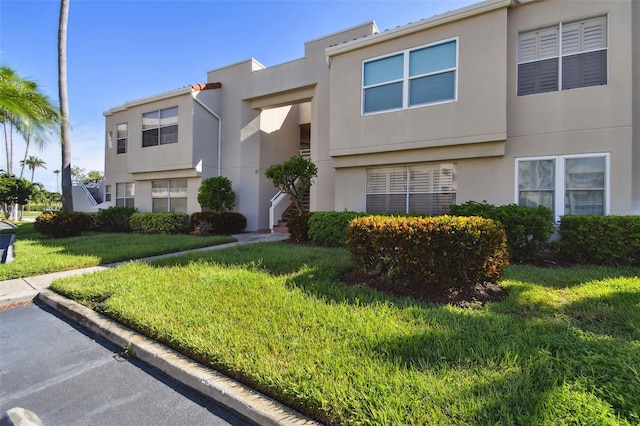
top-left (503, 264), bottom-right (640, 289)
top-left (367, 306), bottom-right (640, 423)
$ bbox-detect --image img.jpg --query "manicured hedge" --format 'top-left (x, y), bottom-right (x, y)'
top-left (34, 212), bottom-right (94, 238)
top-left (93, 206), bottom-right (137, 233)
top-left (449, 201), bottom-right (554, 262)
top-left (346, 215), bottom-right (508, 289)
top-left (129, 212), bottom-right (190, 234)
top-left (559, 215), bottom-right (640, 266)
top-left (190, 212), bottom-right (247, 235)
top-left (308, 211), bottom-right (366, 246)
top-left (287, 212), bottom-right (314, 242)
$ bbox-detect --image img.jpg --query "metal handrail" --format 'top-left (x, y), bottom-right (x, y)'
top-left (72, 179), bottom-right (98, 206)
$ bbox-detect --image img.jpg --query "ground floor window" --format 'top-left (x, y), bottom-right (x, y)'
top-left (152, 179), bottom-right (187, 213)
top-left (115, 182), bottom-right (135, 207)
top-left (517, 153), bottom-right (608, 221)
top-left (366, 163), bottom-right (456, 215)
top-left (104, 185), bottom-right (112, 202)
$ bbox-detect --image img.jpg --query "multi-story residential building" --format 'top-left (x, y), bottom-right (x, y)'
top-left (102, 0), bottom-right (639, 231)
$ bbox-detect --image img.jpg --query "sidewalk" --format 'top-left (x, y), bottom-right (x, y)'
top-left (0, 231), bottom-right (319, 426)
top-left (0, 232), bottom-right (289, 307)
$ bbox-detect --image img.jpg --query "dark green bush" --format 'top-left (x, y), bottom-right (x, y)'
top-left (287, 212), bottom-right (314, 242)
top-left (197, 176), bottom-right (236, 213)
top-left (34, 212), bottom-right (94, 238)
top-left (190, 212), bottom-right (246, 235)
top-left (449, 201), bottom-right (554, 262)
top-left (559, 215), bottom-right (640, 266)
top-left (347, 215), bottom-right (508, 290)
top-left (129, 212), bottom-right (190, 234)
top-left (94, 206), bottom-right (137, 233)
top-left (308, 211), bottom-right (366, 246)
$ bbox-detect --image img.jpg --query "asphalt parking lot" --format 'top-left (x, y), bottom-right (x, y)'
top-left (0, 302), bottom-right (254, 426)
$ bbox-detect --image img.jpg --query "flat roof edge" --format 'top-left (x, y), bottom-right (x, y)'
top-left (326, 0), bottom-right (511, 57)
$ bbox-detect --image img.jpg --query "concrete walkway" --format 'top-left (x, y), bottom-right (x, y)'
top-left (0, 232), bottom-right (289, 306)
top-left (0, 232), bottom-right (320, 426)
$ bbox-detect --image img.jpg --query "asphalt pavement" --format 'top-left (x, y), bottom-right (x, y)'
top-left (0, 301), bottom-right (254, 426)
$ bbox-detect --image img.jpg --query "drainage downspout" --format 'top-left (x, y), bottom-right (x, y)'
top-left (191, 91), bottom-right (222, 177)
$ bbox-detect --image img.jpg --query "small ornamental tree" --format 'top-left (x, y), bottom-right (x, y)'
top-left (197, 176), bottom-right (236, 212)
top-left (265, 156), bottom-right (317, 213)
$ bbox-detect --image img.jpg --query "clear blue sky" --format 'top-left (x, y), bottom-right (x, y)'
top-left (1, 0), bottom-right (476, 191)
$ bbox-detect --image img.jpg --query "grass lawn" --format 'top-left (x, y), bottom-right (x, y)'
top-left (51, 242), bottom-right (640, 424)
top-left (0, 223), bottom-right (235, 280)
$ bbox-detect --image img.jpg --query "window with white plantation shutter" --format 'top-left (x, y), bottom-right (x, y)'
top-left (366, 164), bottom-right (456, 215)
top-left (517, 26), bottom-right (559, 96)
top-left (561, 17), bottom-right (607, 90)
top-left (517, 16), bottom-right (607, 96)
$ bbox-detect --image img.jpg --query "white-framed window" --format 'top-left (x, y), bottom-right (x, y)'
top-left (366, 163), bottom-right (456, 215)
top-left (152, 179), bottom-right (187, 213)
top-left (115, 182), bottom-right (135, 207)
top-left (116, 123), bottom-right (127, 154)
top-left (516, 153), bottom-right (609, 221)
top-left (105, 184), bottom-right (112, 202)
top-left (142, 106), bottom-right (178, 147)
top-left (517, 16), bottom-right (607, 96)
top-left (362, 38), bottom-right (457, 114)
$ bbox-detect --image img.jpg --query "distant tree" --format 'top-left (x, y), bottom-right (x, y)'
top-left (0, 173), bottom-right (33, 219)
top-left (265, 156), bottom-right (317, 213)
top-left (19, 155), bottom-right (46, 182)
top-left (197, 176), bottom-right (236, 212)
top-left (53, 169), bottom-right (60, 192)
top-left (82, 170), bottom-right (103, 188)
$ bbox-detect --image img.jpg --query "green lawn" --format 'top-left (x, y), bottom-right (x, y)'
top-left (52, 242), bottom-right (640, 425)
top-left (0, 223), bottom-right (235, 280)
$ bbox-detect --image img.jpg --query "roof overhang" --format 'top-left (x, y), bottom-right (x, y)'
top-left (326, 0), bottom-right (512, 57)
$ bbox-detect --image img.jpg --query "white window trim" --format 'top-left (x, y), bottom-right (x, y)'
top-left (515, 153), bottom-right (610, 222)
top-left (361, 37), bottom-right (459, 116)
top-left (516, 15), bottom-right (608, 97)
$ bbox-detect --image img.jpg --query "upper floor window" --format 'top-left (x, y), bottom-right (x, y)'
top-left (117, 123), bottom-right (127, 154)
top-left (517, 16), bottom-right (607, 96)
top-left (362, 39), bottom-right (457, 114)
top-left (366, 163), bottom-right (456, 215)
top-left (142, 106), bottom-right (178, 147)
top-left (517, 153), bottom-right (608, 221)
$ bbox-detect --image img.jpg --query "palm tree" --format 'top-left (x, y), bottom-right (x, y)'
top-left (58, 0), bottom-right (73, 212)
top-left (20, 156), bottom-right (47, 182)
top-left (53, 169), bottom-right (60, 192)
top-left (0, 67), bottom-right (59, 176)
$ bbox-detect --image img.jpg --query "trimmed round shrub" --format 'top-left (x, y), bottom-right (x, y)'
top-left (94, 206), bottom-right (137, 233)
top-left (197, 177), bottom-right (236, 213)
top-left (34, 212), bottom-right (94, 238)
top-left (346, 215), bottom-right (508, 289)
top-left (189, 212), bottom-right (247, 235)
top-left (129, 212), bottom-right (190, 234)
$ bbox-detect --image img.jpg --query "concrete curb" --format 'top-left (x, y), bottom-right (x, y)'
top-left (38, 289), bottom-right (319, 426)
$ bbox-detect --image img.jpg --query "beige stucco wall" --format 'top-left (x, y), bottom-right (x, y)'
top-left (333, 0), bottom-right (637, 217)
top-left (328, 8), bottom-right (508, 158)
top-left (506, 0), bottom-right (635, 215)
top-left (206, 22), bottom-right (378, 230)
top-left (103, 88), bottom-right (221, 214)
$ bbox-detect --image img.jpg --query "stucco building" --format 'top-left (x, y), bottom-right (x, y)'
top-left (102, 0), bottom-right (639, 231)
